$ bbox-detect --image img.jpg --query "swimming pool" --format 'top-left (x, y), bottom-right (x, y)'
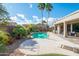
top-left (32, 32), bottom-right (48, 39)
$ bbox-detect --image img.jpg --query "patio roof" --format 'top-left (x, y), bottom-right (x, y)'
top-left (54, 10), bottom-right (79, 25)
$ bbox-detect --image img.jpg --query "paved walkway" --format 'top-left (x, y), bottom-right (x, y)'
top-left (18, 32), bottom-right (79, 56)
top-left (48, 32), bottom-right (79, 49)
top-left (66, 36), bottom-right (79, 44)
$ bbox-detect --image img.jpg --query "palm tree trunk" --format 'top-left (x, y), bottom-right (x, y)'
top-left (42, 11), bottom-right (43, 25)
top-left (41, 10), bottom-right (43, 32)
top-left (47, 11), bottom-right (50, 31)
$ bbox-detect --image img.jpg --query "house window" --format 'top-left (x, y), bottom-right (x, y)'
top-left (73, 23), bottom-right (79, 32)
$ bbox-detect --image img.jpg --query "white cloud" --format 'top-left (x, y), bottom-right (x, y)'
top-left (10, 13), bottom-right (59, 25)
top-left (33, 16), bottom-right (58, 26)
top-left (29, 4), bottom-right (32, 8)
top-left (10, 17), bottom-right (28, 24)
top-left (10, 16), bottom-right (17, 22)
top-left (16, 13), bottom-right (32, 24)
top-left (32, 15), bottom-right (38, 19)
top-left (16, 13), bottom-right (25, 19)
top-left (43, 17), bottom-right (46, 21)
top-left (48, 18), bottom-right (59, 23)
top-left (46, 17), bottom-right (59, 26)
top-left (32, 15), bottom-right (43, 24)
top-left (10, 13), bottom-right (31, 24)
top-left (24, 19), bottom-right (32, 24)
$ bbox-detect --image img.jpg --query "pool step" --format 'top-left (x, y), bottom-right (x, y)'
top-left (61, 45), bottom-right (79, 53)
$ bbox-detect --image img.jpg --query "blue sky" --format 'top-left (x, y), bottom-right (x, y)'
top-left (3, 3), bottom-right (79, 25)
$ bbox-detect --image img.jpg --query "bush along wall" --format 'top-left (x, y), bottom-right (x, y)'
top-left (11, 25), bottom-right (27, 39)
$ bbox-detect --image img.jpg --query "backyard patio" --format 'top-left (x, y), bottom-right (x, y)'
top-left (1, 3), bottom-right (79, 56)
top-left (8, 32), bottom-right (79, 56)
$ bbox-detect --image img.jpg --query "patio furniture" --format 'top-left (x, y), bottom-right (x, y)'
top-left (76, 32), bottom-right (79, 37)
top-left (69, 31), bottom-right (76, 36)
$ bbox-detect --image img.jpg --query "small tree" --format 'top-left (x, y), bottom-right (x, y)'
top-left (11, 25), bottom-right (27, 39)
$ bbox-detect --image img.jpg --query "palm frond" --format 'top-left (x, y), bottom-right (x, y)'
top-left (45, 3), bottom-right (53, 11)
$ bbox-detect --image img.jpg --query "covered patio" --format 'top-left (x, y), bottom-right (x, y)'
top-left (54, 10), bottom-right (79, 37)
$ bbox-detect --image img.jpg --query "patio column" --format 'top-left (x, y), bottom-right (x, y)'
top-left (70, 24), bottom-right (73, 33)
top-left (63, 22), bottom-right (67, 37)
top-left (57, 24), bottom-right (61, 34)
top-left (53, 25), bottom-right (56, 33)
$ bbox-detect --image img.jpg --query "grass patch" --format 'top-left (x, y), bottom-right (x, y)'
top-left (33, 53), bottom-right (66, 56)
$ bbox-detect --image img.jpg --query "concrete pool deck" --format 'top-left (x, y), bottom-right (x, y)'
top-left (18, 32), bottom-right (79, 56)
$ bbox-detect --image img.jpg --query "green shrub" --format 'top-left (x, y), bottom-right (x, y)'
top-left (0, 42), bottom-right (7, 53)
top-left (26, 24), bottom-right (38, 32)
top-left (25, 28), bottom-right (30, 34)
top-left (11, 25), bottom-right (27, 39)
top-left (30, 26), bottom-right (38, 32)
top-left (0, 31), bottom-right (10, 45)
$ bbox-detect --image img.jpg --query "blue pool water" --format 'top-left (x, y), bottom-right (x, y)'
top-left (32, 32), bottom-right (48, 39)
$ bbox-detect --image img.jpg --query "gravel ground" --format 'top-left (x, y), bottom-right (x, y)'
top-left (0, 39), bottom-right (27, 56)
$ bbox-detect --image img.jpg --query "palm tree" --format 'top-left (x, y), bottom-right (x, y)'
top-left (45, 3), bottom-right (53, 30)
top-left (0, 3), bottom-right (9, 21)
top-left (38, 3), bottom-right (45, 26)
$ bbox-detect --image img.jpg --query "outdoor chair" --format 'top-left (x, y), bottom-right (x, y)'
top-left (69, 31), bottom-right (76, 36)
